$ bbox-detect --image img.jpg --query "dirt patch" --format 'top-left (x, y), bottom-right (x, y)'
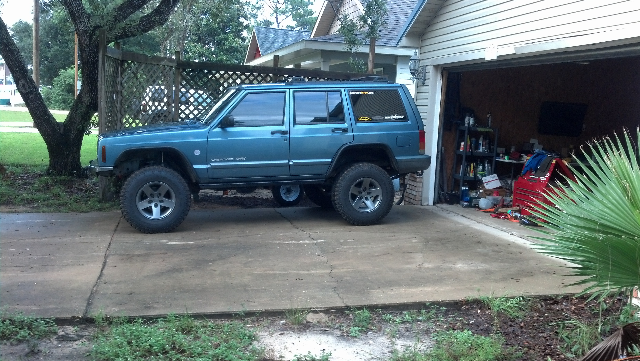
top-left (0, 295), bottom-right (629, 360)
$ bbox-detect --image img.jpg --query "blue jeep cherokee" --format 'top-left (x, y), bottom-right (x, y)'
top-left (94, 80), bottom-right (431, 233)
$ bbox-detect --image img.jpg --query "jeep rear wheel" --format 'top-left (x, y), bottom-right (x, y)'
top-left (272, 185), bottom-right (304, 207)
top-left (304, 185), bottom-right (333, 209)
top-left (120, 166), bottom-right (191, 233)
top-left (332, 163), bottom-right (394, 226)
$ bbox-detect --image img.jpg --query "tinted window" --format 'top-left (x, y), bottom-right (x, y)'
top-left (294, 91), bottom-right (345, 125)
top-left (229, 92), bottom-right (285, 126)
top-left (349, 89), bottom-right (408, 122)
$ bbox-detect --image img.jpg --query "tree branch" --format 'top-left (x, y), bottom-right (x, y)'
top-left (60, 0), bottom-right (92, 36)
top-left (108, 0), bottom-right (180, 42)
top-left (109, 0), bottom-right (154, 25)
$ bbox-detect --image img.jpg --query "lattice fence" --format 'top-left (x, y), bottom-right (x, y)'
top-left (99, 45), bottom-right (367, 132)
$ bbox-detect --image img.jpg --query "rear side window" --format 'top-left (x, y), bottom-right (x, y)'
top-left (294, 91), bottom-right (345, 125)
top-left (228, 92), bottom-right (285, 126)
top-left (349, 89), bottom-right (408, 122)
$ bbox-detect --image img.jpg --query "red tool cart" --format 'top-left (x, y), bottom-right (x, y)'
top-left (512, 157), bottom-right (577, 216)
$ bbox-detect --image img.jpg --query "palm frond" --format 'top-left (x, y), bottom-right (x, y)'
top-left (531, 128), bottom-right (640, 296)
top-left (580, 322), bottom-right (640, 361)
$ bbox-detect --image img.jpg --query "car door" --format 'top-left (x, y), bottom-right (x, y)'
top-left (289, 90), bottom-right (353, 176)
top-left (207, 91), bottom-right (290, 180)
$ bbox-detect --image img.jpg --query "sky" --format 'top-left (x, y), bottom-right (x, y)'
top-left (0, 0), bottom-right (325, 27)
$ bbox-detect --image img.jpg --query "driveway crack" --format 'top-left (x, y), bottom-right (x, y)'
top-left (83, 216), bottom-right (122, 318)
top-left (274, 209), bottom-right (345, 306)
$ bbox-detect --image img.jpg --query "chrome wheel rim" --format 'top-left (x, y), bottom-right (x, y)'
top-left (349, 177), bottom-right (382, 213)
top-left (279, 185), bottom-right (301, 202)
top-left (136, 181), bottom-right (176, 220)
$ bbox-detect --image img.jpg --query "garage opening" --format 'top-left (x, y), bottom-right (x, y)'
top-left (435, 55), bottom-right (640, 205)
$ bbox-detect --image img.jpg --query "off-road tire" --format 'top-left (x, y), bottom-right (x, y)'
top-left (120, 166), bottom-right (191, 233)
top-left (332, 163), bottom-right (394, 226)
top-left (304, 185), bottom-right (334, 209)
top-left (272, 185), bottom-right (304, 207)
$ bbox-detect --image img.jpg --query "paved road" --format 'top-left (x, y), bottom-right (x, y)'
top-left (0, 205), bottom-right (581, 319)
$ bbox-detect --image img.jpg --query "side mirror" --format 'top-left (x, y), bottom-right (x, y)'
top-left (219, 115), bottom-right (235, 128)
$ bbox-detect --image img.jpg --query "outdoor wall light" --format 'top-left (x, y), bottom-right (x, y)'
top-left (409, 51), bottom-right (427, 85)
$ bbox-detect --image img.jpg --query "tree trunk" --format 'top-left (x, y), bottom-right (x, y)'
top-left (368, 37), bottom-right (376, 74)
top-left (2, 0), bottom-right (179, 177)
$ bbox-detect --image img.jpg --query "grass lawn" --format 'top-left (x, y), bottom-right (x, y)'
top-left (0, 133), bottom-right (97, 167)
top-left (0, 109), bottom-right (67, 122)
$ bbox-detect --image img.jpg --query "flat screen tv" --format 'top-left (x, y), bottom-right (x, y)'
top-left (538, 101), bottom-right (587, 137)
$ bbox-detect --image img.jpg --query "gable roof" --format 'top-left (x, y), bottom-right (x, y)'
top-left (255, 27), bottom-right (311, 55)
top-left (311, 0), bottom-right (421, 47)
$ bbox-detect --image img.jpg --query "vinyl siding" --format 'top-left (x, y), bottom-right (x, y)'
top-left (420, 0), bottom-right (640, 64)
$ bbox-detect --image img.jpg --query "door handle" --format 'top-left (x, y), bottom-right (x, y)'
top-left (332, 128), bottom-right (348, 133)
top-left (271, 130), bottom-right (289, 135)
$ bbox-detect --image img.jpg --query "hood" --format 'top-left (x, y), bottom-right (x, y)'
top-left (100, 121), bottom-right (208, 139)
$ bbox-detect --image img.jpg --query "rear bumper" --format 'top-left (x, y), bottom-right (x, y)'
top-left (396, 155), bottom-right (431, 175)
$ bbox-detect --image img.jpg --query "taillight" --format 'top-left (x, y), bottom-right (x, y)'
top-left (419, 130), bottom-right (425, 155)
top-left (101, 146), bottom-right (106, 163)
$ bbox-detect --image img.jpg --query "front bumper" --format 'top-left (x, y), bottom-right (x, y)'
top-left (88, 159), bottom-right (113, 176)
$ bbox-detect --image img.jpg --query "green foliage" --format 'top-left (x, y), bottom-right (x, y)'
top-left (91, 314), bottom-right (263, 361)
top-left (478, 295), bottom-right (530, 320)
top-left (382, 305), bottom-right (447, 325)
top-left (0, 132), bottom-right (97, 166)
top-left (337, 0), bottom-right (387, 73)
top-left (41, 67), bottom-right (76, 111)
top-left (0, 166), bottom-right (118, 212)
top-left (532, 128), bottom-right (640, 300)
top-left (9, 3), bottom-right (75, 86)
top-left (555, 319), bottom-right (602, 359)
top-left (419, 330), bottom-right (518, 361)
top-left (257, 0), bottom-right (317, 31)
top-left (284, 308), bottom-right (309, 326)
top-left (175, 0), bottom-right (250, 64)
top-left (347, 308), bottom-right (372, 337)
top-left (359, 0), bottom-right (388, 39)
top-left (0, 110), bottom-right (65, 123)
top-left (292, 351), bottom-right (332, 361)
top-left (0, 311), bottom-right (57, 343)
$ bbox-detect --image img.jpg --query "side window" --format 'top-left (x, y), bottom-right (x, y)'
top-left (349, 89), bottom-right (409, 122)
top-left (228, 92), bottom-right (285, 126)
top-left (294, 91), bottom-right (345, 125)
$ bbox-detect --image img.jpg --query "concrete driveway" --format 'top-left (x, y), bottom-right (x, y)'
top-left (0, 205), bottom-right (581, 318)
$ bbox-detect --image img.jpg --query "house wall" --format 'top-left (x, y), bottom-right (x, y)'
top-left (415, 0), bottom-right (640, 205)
top-left (328, 0), bottom-right (364, 34)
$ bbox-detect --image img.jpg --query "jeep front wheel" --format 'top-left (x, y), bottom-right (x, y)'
top-left (272, 185), bottom-right (304, 207)
top-left (120, 166), bottom-right (191, 233)
top-left (332, 163), bottom-right (394, 226)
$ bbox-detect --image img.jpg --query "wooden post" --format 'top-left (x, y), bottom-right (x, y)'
top-left (273, 55), bottom-right (280, 68)
top-left (173, 51), bottom-right (181, 122)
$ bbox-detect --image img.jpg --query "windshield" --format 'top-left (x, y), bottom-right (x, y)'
top-left (202, 88), bottom-right (238, 124)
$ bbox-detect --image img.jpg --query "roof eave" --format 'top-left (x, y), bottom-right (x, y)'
top-left (246, 39), bottom-right (415, 67)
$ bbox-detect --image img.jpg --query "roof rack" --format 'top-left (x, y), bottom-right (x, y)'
top-left (282, 75), bottom-right (390, 84)
top-left (350, 75), bottom-right (389, 82)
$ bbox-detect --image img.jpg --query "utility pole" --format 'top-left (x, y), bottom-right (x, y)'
top-left (32, 0), bottom-right (40, 86)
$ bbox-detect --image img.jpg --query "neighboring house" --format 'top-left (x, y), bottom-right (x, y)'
top-left (0, 56), bottom-right (20, 105)
top-left (244, 0), bottom-right (419, 93)
top-left (404, 0), bottom-right (640, 206)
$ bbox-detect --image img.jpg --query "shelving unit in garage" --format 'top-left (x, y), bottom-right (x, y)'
top-left (451, 124), bottom-right (498, 199)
